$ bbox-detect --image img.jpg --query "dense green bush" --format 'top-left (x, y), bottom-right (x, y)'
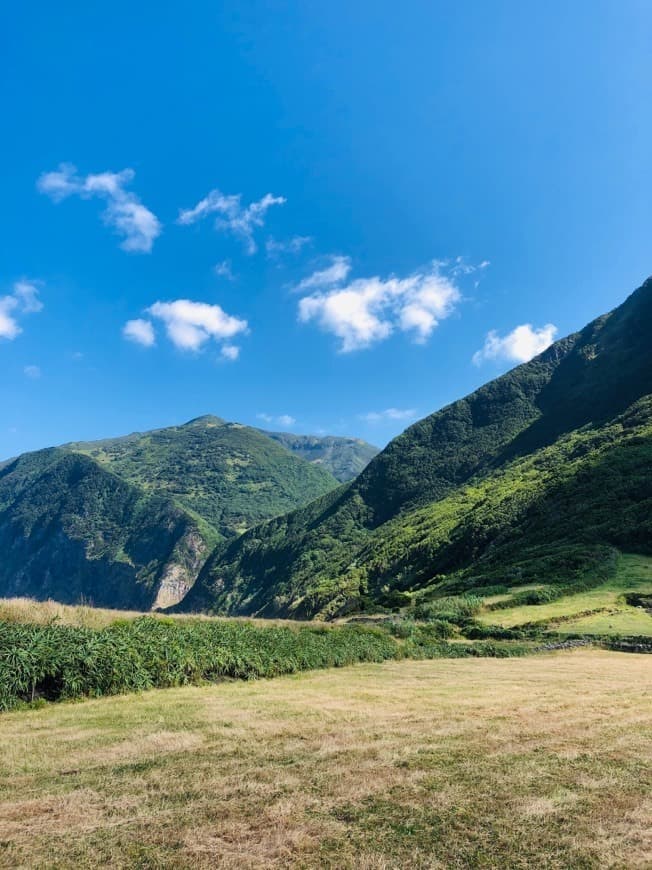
top-left (413, 595), bottom-right (482, 624)
top-left (376, 590), bottom-right (412, 609)
top-left (0, 614), bottom-right (558, 711)
top-left (0, 618), bottom-right (397, 711)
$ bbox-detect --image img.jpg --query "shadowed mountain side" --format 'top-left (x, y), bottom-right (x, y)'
top-left (0, 449), bottom-right (206, 609)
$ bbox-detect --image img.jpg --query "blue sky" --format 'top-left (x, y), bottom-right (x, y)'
top-left (2, 1), bottom-right (651, 459)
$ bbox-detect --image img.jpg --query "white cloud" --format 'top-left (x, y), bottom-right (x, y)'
top-left (37, 163), bottom-right (161, 253)
top-left (13, 280), bottom-right (44, 313)
top-left (297, 260), bottom-right (461, 352)
top-left (0, 280), bottom-right (43, 340)
top-left (472, 323), bottom-right (558, 366)
top-left (178, 189), bottom-right (285, 254)
top-left (220, 344), bottom-right (240, 361)
top-left (449, 256), bottom-right (491, 277)
top-left (294, 255), bottom-right (352, 293)
top-left (256, 413), bottom-right (296, 427)
top-left (360, 408), bottom-right (417, 424)
top-left (123, 318), bottom-right (156, 347)
top-left (214, 260), bottom-right (235, 280)
top-left (24, 365), bottom-right (41, 379)
top-left (266, 236), bottom-right (312, 258)
top-left (0, 299), bottom-right (20, 340)
top-left (146, 299), bottom-right (248, 352)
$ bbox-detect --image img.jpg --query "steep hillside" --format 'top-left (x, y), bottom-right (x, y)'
top-left (0, 416), bottom-right (345, 609)
top-left (0, 449), bottom-right (206, 609)
top-left (68, 416), bottom-right (339, 539)
top-left (182, 276), bottom-right (652, 618)
top-left (261, 432), bottom-right (378, 482)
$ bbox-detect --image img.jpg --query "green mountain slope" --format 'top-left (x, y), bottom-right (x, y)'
top-left (181, 276), bottom-right (652, 618)
top-left (0, 416), bottom-right (347, 609)
top-left (260, 432), bottom-right (378, 482)
top-left (68, 416), bottom-right (339, 540)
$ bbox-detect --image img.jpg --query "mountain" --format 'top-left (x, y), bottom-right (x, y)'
top-left (0, 416), bottom-right (350, 609)
top-left (180, 276), bottom-right (652, 619)
top-left (261, 432), bottom-right (378, 482)
top-left (67, 416), bottom-right (340, 539)
top-left (0, 449), bottom-right (206, 610)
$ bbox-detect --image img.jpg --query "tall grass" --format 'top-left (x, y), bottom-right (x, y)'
top-left (0, 615), bottom-right (541, 711)
top-left (0, 618), bottom-right (398, 710)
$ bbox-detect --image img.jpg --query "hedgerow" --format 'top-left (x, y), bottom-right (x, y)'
top-left (0, 615), bottom-right (553, 711)
top-left (0, 618), bottom-right (396, 711)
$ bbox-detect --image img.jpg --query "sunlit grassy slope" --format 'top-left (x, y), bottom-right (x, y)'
top-left (0, 651), bottom-right (649, 868)
top-left (478, 553), bottom-right (652, 634)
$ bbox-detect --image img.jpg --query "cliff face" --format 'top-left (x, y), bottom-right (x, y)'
top-left (0, 449), bottom-right (208, 609)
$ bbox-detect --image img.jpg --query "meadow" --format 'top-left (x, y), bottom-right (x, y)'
top-left (477, 553), bottom-right (652, 635)
top-left (0, 651), bottom-right (649, 868)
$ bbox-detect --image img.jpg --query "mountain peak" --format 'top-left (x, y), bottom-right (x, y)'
top-left (182, 415), bottom-right (226, 427)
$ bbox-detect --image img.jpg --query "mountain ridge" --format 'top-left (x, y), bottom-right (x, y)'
top-left (179, 276), bottom-right (652, 618)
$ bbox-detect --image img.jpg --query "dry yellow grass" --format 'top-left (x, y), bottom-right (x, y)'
top-left (0, 651), bottom-right (650, 868)
top-left (0, 597), bottom-right (317, 629)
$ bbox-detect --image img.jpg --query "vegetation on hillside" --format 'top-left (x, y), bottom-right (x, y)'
top-left (69, 416), bottom-right (340, 538)
top-left (183, 278), bottom-right (652, 618)
top-left (0, 449), bottom-right (207, 610)
top-left (0, 416), bottom-right (355, 610)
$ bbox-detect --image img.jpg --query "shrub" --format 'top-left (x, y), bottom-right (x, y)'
top-left (0, 618), bottom-right (397, 711)
top-left (413, 595), bottom-right (482, 624)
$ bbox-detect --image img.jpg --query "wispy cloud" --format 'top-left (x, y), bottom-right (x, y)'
top-left (472, 323), bottom-right (558, 366)
top-left (448, 256), bottom-right (491, 277)
top-left (123, 299), bottom-right (248, 354)
top-left (266, 236), bottom-right (312, 259)
top-left (220, 344), bottom-right (240, 361)
top-left (359, 408), bottom-right (417, 424)
top-left (23, 365), bottom-right (41, 379)
top-left (297, 259), bottom-right (462, 352)
top-left (256, 413), bottom-right (296, 427)
top-left (0, 280), bottom-right (43, 340)
top-left (178, 189), bottom-right (285, 254)
top-left (294, 255), bottom-right (352, 293)
top-left (123, 318), bottom-right (156, 347)
top-left (214, 260), bottom-right (235, 280)
top-left (37, 164), bottom-right (161, 253)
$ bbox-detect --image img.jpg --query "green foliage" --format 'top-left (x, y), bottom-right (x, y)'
top-left (188, 277), bottom-right (652, 618)
top-left (0, 616), bottom-right (545, 711)
top-left (69, 416), bottom-right (340, 539)
top-left (0, 416), bottom-right (352, 610)
top-left (0, 617), bottom-right (398, 711)
top-left (413, 595), bottom-right (482, 624)
top-left (0, 449), bottom-right (205, 609)
top-left (376, 590), bottom-right (412, 609)
top-left (403, 630), bottom-right (533, 659)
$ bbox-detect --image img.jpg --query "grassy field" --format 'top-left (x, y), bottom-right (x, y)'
top-left (0, 650), bottom-right (650, 868)
top-left (477, 553), bottom-right (652, 634)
